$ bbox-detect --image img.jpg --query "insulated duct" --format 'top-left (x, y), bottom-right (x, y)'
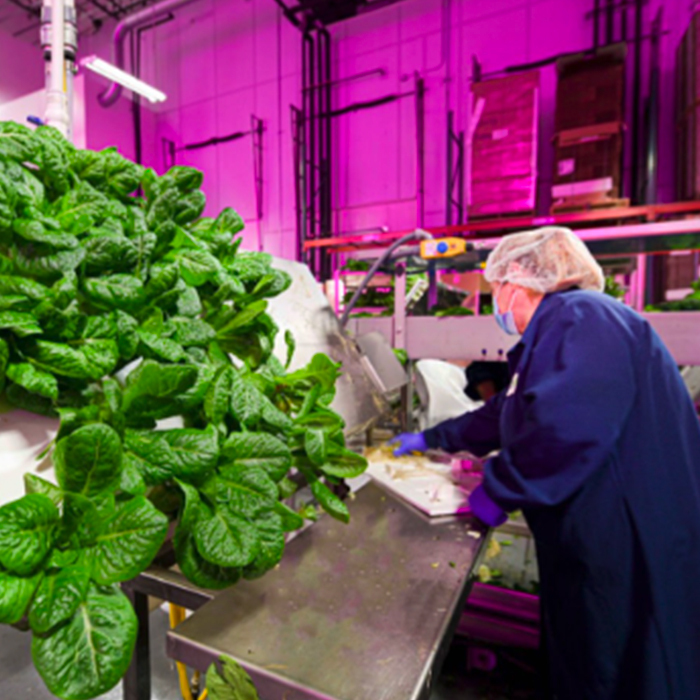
top-left (98, 0), bottom-right (200, 107)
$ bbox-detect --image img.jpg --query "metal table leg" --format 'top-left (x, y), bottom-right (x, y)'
top-left (123, 586), bottom-right (151, 700)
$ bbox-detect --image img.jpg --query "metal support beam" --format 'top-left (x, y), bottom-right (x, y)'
top-left (122, 586), bottom-right (151, 700)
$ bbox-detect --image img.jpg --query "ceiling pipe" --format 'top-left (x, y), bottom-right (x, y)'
top-left (98, 0), bottom-right (200, 107)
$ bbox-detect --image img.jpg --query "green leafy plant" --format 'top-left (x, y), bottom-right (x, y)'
top-left (0, 122), bottom-right (366, 699)
top-left (604, 276), bottom-right (625, 300)
top-left (206, 654), bottom-right (259, 700)
top-left (646, 277), bottom-right (700, 311)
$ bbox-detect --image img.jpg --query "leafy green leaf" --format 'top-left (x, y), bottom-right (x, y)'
top-left (13, 218), bottom-right (79, 249)
top-left (0, 274), bottom-right (49, 301)
top-left (6, 382), bottom-right (56, 416)
top-left (24, 474), bottom-right (62, 507)
top-left (243, 511), bottom-right (285, 580)
top-left (205, 365), bottom-right (234, 425)
top-left (118, 456), bottom-right (146, 496)
top-left (0, 494), bottom-right (58, 575)
top-left (82, 274), bottom-right (145, 313)
top-left (194, 503), bottom-right (259, 569)
top-left (138, 330), bottom-right (187, 363)
top-left (213, 465), bottom-right (278, 519)
top-left (26, 339), bottom-right (118, 380)
top-left (162, 426), bottom-right (219, 481)
top-left (28, 564), bottom-right (90, 634)
top-left (0, 121), bottom-right (35, 161)
top-left (206, 655), bottom-right (260, 700)
top-left (123, 430), bottom-right (178, 486)
top-left (0, 310), bottom-right (42, 336)
top-left (0, 569), bottom-right (42, 624)
top-left (174, 248), bottom-right (222, 287)
top-left (216, 299), bottom-right (267, 336)
top-left (89, 496), bottom-right (168, 585)
top-left (310, 480), bottom-right (349, 523)
top-left (7, 362), bottom-right (58, 399)
top-left (54, 423), bottom-right (122, 498)
top-left (284, 329), bottom-right (295, 368)
top-left (32, 583), bottom-right (138, 700)
top-left (273, 501), bottom-right (304, 532)
top-left (173, 481), bottom-right (241, 590)
top-left (174, 190), bottom-right (207, 225)
top-left (53, 180), bottom-right (108, 235)
top-left (320, 445), bottom-right (368, 480)
top-left (169, 316), bottom-right (216, 347)
top-left (83, 233), bottom-right (138, 273)
top-left (145, 264), bottom-right (179, 299)
top-left (229, 372), bottom-right (264, 427)
top-left (176, 285), bottom-right (202, 317)
top-left (14, 246), bottom-right (85, 282)
top-left (121, 360), bottom-right (198, 416)
top-left (220, 432), bottom-right (291, 483)
top-left (304, 428), bottom-right (327, 467)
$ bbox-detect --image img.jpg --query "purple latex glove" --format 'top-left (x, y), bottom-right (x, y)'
top-left (389, 432), bottom-right (428, 457)
top-left (469, 484), bottom-right (508, 527)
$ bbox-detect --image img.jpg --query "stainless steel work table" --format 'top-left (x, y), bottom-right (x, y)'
top-left (166, 482), bottom-right (488, 700)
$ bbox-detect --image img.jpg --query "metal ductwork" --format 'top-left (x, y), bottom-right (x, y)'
top-left (98, 0), bottom-right (200, 107)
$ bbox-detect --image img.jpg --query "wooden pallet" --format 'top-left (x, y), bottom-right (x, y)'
top-left (550, 193), bottom-right (630, 214)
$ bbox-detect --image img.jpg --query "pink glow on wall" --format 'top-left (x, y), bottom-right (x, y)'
top-left (73, 0), bottom-right (693, 259)
top-left (0, 31), bottom-right (44, 105)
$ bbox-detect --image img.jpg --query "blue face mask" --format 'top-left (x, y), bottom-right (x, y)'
top-left (495, 287), bottom-right (520, 336)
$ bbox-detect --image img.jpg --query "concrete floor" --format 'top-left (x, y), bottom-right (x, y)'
top-left (0, 609), bottom-right (537, 700)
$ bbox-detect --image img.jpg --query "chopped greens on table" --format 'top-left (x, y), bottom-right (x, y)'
top-left (0, 121), bottom-right (367, 700)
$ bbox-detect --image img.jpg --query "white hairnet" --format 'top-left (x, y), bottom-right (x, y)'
top-left (484, 226), bottom-right (604, 294)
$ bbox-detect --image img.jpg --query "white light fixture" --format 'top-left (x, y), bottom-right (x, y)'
top-left (80, 55), bottom-right (167, 104)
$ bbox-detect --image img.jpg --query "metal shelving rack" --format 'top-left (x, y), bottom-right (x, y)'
top-left (338, 215), bottom-right (700, 366)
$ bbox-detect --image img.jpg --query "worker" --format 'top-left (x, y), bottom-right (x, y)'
top-left (390, 226), bottom-right (700, 700)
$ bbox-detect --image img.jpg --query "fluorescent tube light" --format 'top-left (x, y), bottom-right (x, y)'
top-left (80, 55), bottom-right (167, 104)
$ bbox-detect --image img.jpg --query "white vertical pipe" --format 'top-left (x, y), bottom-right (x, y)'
top-left (64, 0), bottom-right (75, 142)
top-left (44, 0), bottom-right (68, 136)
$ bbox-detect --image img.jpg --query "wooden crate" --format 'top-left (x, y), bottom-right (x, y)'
top-left (555, 46), bottom-right (626, 132)
top-left (551, 47), bottom-right (626, 213)
top-left (468, 71), bottom-right (539, 218)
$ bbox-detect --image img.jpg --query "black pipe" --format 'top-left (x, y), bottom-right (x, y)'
top-left (315, 91), bottom-right (414, 119)
top-left (606, 0), bottom-right (615, 43)
top-left (594, 0), bottom-right (600, 48)
top-left (621, 0), bottom-right (627, 41)
top-left (416, 76), bottom-right (425, 227)
top-left (446, 110), bottom-right (454, 226)
top-left (272, 0), bottom-right (301, 28)
top-left (644, 8), bottom-right (661, 205)
top-left (179, 130), bottom-right (248, 151)
top-left (302, 67), bottom-right (385, 92)
top-left (630, 0), bottom-right (643, 203)
top-left (130, 32), bottom-right (142, 167)
top-left (322, 27), bottom-right (332, 280)
top-left (458, 130), bottom-right (465, 224)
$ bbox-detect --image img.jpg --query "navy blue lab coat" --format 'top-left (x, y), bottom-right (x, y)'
top-left (424, 290), bottom-right (700, 700)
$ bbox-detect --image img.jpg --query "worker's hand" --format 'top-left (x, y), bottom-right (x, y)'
top-left (468, 484), bottom-right (508, 527)
top-left (389, 432), bottom-right (428, 457)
